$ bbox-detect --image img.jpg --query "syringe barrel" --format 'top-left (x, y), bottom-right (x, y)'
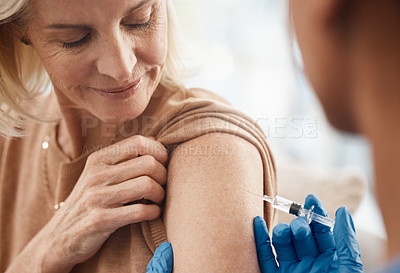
top-left (297, 206), bottom-right (335, 228)
top-left (271, 195), bottom-right (296, 214)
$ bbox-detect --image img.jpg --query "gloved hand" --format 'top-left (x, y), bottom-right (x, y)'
top-left (254, 194), bottom-right (364, 273)
top-left (146, 242), bottom-right (173, 273)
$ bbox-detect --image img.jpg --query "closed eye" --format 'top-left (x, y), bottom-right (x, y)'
top-left (126, 19), bottom-right (152, 30)
top-left (63, 33), bottom-right (91, 49)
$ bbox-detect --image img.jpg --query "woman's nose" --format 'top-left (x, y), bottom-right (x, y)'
top-left (95, 34), bottom-right (136, 83)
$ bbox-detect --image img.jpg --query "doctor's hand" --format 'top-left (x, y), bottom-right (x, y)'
top-left (147, 242), bottom-right (173, 273)
top-left (254, 194), bottom-right (364, 273)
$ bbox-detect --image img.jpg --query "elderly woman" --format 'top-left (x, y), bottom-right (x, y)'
top-left (0, 0), bottom-right (276, 272)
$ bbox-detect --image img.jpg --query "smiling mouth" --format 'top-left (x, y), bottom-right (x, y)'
top-left (95, 77), bottom-right (143, 94)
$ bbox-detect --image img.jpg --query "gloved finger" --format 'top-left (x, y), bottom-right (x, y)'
top-left (304, 194), bottom-right (335, 252)
top-left (146, 242), bottom-right (174, 273)
top-left (254, 216), bottom-right (278, 273)
top-left (272, 223), bottom-right (297, 265)
top-left (334, 207), bottom-right (364, 272)
top-left (290, 217), bottom-right (319, 259)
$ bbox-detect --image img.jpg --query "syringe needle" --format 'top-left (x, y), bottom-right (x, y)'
top-left (246, 191), bottom-right (275, 204)
top-left (246, 190), bottom-right (263, 198)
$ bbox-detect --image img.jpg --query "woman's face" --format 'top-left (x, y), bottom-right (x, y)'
top-left (28, 0), bottom-right (168, 122)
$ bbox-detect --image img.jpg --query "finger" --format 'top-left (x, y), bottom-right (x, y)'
top-left (95, 135), bottom-right (168, 165)
top-left (97, 155), bottom-right (168, 186)
top-left (147, 242), bottom-right (174, 273)
top-left (102, 176), bottom-right (165, 206)
top-left (106, 204), bottom-right (162, 229)
top-left (290, 217), bottom-right (319, 259)
top-left (304, 194), bottom-right (335, 252)
top-left (334, 207), bottom-right (364, 271)
top-left (116, 155), bottom-right (167, 185)
top-left (253, 216), bottom-right (278, 273)
top-left (272, 223), bottom-right (297, 265)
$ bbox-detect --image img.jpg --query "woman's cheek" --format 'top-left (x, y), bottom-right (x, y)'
top-left (140, 22), bottom-right (168, 66)
top-left (46, 54), bottom-right (93, 90)
top-left (145, 38), bottom-right (167, 67)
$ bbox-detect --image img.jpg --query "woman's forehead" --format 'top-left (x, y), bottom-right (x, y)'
top-left (32, 0), bottom-right (152, 25)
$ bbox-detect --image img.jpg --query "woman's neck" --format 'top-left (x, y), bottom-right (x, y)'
top-left (57, 112), bottom-right (121, 160)
top-left (54, 94), bottom-right (121, 160)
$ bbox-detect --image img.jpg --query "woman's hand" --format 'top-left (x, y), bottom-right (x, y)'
top-left (254, 194), bottom-right (364, 273)
top-left (37, 136), bottom-right (168, 272)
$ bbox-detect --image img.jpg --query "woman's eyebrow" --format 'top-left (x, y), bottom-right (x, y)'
top-left (46, 0), bottom-right (152, 29)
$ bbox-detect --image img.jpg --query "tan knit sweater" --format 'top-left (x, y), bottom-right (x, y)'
top-left (0, 86), bottom-right (276, 272)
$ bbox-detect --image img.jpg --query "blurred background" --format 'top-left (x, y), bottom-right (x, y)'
top-left (173, 0), bottom-right (387, 270)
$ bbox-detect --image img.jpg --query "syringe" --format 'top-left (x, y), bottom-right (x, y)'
top-left (248, 191), bottom-right (335, 228)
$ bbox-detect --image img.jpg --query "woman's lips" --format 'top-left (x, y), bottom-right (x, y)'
top-left (93, 77), bottom-right (143, 99)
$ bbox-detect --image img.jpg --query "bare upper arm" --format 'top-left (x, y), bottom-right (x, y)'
top-left (163, 133), bottom-right (264, 272)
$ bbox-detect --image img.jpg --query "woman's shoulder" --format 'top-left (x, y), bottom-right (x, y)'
top-left (150, 85), bottom-right (263, 140)
top-left (140, 85), bottom-right (236, 135)
top-left (181, 87), bottom-right (232, 105)
top-left (153, 85), bottom-right (274, 163)
top-left (152, 85), bottom-right (232, 109)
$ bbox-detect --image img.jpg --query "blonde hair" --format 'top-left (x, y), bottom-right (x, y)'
top-left (162, 1), bottom-right (185, 91)
top-left (0, 0), bottom-right (185, 138)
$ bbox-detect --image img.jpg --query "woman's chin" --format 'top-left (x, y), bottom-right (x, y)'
top-left (92, 91), bottom-right (153, 123)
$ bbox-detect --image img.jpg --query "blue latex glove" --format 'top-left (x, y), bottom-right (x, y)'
top-left (146, 242), bottom-right (173, 273)
top-left (254, 194), bottom-right (364, 273)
